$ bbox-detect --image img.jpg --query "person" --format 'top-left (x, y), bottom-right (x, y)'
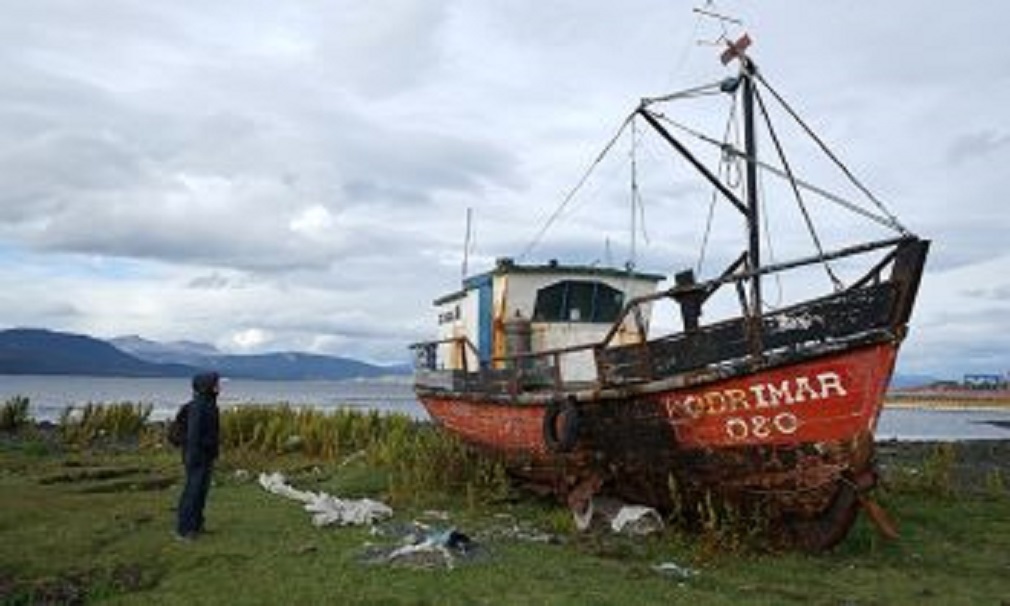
top-left (176, 371), bottom-right (221, 540)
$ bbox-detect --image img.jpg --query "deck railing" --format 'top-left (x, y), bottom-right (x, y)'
top-left (411, 236), bottom-right (926, 397)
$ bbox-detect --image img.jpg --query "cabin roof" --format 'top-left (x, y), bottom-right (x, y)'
top-left (433, 258), bottom-right (665, 305)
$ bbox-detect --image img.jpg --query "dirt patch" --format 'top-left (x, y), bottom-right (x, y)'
top-left (0, 563), bottom-right (160, 605)
top-left (34, 462), bottom-right (178, 494)
top-left (38, 467), bottom-right (146, 485)
top-left (77, 476), bottom-right (177, 494)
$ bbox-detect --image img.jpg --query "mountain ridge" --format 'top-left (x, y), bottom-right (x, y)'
top-left (0, 328), bottom-right (410, 380)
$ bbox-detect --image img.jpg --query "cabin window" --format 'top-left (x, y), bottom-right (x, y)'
top-left (533, 280), bottom-right (624, 323)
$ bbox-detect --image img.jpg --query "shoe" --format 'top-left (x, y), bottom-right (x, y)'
top-left (175, 532), bottom-right (198, 542)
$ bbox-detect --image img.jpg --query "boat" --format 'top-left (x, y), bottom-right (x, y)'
top-left (411, 31), bottom-right (928, 550)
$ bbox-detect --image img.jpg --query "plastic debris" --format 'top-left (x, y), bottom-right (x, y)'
top-left (486, 513), bottom-right (561, 544)
top-left (573, 500), bottom-right (595, 532)
top-left (258, 472), bottom-right (392, 527)
top-left (610, 505), bottom-right (664, 535)
top-left (362, 524), bottom-right (479, 570)
top-left (651, 561), bottom-right (698, 580)
top-left (573, 497), bottom-right (664, 536)
top-left (421, 510), bottom-right (451, 521)
top-left (387, 528), bottom-right (474, 570)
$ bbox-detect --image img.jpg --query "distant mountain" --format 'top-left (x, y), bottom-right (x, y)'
top-left (112, 334), bottom-right (412, 380)
top-left (0, 328), bottom-right (195, 377)
top-left (109, 335), bottom-right (222, 366)
top-left (211, 352), bottom-right (399, 381)
top-left (0, 328), bottom-right (411, 380)
top-left (889, 373), bottom-right (941, 390)
top-left (118, 331), bottom-right (414, 379)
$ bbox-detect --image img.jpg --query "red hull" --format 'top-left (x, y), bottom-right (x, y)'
top-left (419, 342), bottom-right (898, 550)
top-left (414, 238), bottom-right (927, 549)
top-left (420, 342), bottom-right (896, 457)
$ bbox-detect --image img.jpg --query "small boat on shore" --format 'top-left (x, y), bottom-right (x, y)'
top-left (412, 31), bottom-right (928, 550)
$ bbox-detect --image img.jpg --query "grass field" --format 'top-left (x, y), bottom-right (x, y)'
top-left (1, 407), bottom-right (1009, 604)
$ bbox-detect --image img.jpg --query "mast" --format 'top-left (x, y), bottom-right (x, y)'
top-left (462, 207), bottom-right (473, 280)
top-left (640, 31), bottom-right (764, 340)
top-left (719, 32), bottom-right (763, 351)
top-left (741, 56), bottom-right (761, 322)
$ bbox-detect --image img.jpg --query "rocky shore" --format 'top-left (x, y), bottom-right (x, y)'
top-left (876, 438), bottom-right (1010, 492)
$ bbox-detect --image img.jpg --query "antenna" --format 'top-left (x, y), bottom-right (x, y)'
top-left (462, 207), bottom-right (473, 280)
top-left (692, 6), bottom-right (742, 26)
top-left (693, 3), bottom-right (744, 48)
top-left (629, 119), bottom-right (639, 269)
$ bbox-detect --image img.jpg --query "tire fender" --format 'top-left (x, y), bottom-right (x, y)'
top-left (543, 396), bottom-right (581, 453)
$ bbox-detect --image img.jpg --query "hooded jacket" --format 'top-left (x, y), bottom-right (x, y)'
top-left (185, 372), bottom-right (221, 465)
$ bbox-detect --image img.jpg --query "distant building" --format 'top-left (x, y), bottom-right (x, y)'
top-left (963, 374), bottom-right (1008, 390)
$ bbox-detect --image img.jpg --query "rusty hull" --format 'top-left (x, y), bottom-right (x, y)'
top-left (419, 340), bottom-right (898, 551)
top-left (414, 238), bottom-right (929, 550)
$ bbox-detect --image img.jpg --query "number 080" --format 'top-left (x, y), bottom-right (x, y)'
top-left (725, 412), bottom-right (798, 441)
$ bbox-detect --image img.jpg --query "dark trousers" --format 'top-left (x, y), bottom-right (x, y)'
top-left (177, 459), bottom-right (213, 535)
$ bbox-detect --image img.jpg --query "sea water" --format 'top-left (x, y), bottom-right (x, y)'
top-left (0, 374), bottom-right (425, 421)
top-left (3, 374), bottom-right (1010, 441)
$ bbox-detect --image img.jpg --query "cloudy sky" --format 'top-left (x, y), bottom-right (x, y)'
top-left (0, 1), bottom-right (1006, 377)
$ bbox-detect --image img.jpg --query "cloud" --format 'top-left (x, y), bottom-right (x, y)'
top-left (947, 130), bottom-right (1010, 166)
top-left (0, 0), bottom-right (1007, 374)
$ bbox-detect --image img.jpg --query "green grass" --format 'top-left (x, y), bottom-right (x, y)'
top-left (1, 405), bottom-right (1009, 604)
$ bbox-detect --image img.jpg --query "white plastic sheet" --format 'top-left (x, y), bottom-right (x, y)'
top-left (610, 505), bottom-right (664, 535)
top-left (572, 496), bottom-right (664, 535)
top-left (258, 472), bottom-right (393, 527)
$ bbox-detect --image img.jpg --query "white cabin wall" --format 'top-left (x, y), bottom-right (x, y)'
top-left (434, 291), bottom-right (480, 371)
top-left (462, 290), bottom-right (480, 369)
top-left (434, 269), bottom-right (661, 379)
top-left (495, 272), bottom-right (660, 382)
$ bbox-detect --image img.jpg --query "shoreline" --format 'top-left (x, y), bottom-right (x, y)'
top-left (884, 400), bottom-right (1010, 412)
top-left (886, 392), bottom-right (1010, 409)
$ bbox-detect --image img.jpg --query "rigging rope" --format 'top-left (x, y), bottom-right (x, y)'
top-left (754, 85), bottom-right (845, 291)
top-left (640, 80), bottom-right (727, 105)
top-left (753, 71), bottom-right (909, 235)
top-left (696, 94), bottom-right (739, 276)
top-left (652, 112), bottom-right (901, 230)
top-left (521, 67), bottom-right (910, 266)
top-left (663, 8), bottom-right (705, 91)
top-left (630, 119), bottom-right (639, 266)
top-left (757, 153), bottom-right (785, 310)
top-left (519, 113), bottom-right (635, 261)
top-left (629, 119), bottom-right (650, 263)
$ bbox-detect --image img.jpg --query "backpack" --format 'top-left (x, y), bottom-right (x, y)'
top-left (167, 403), bottom-right (190, 447)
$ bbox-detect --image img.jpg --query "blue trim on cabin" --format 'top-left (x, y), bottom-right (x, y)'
top-left (469, 274), bottom-right (493, 364)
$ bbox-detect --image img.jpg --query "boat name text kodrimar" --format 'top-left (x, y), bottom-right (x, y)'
top-left (661, 372), bottom-right (849, 441)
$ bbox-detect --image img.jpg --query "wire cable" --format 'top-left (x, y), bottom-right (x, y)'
top-left (696, 94), bottom-right (739, 275)
top-left (754, 86), bottom-right (845, 291)
top-left (754, 70), bottom-right (909, 235)
top-left (652, 112), bottom-right (900, 230)
top-left (519, 113), bottom-right (635, 261)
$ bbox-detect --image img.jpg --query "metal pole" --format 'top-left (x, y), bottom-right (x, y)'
top-left (742, 59), bottom-right (762, 324)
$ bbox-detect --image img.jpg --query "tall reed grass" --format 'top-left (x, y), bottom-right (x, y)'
top-left (219, 404), bottom-right (509, 504)
top-left (59, 402), bottom-right (153, 446)
top-left (44, 400), bottom-right (510, 505)
top-left (887, 442), bottom-right (957, 497)
top-left (219, 405), bottom-right (409, 458)
top-left (1, 396), bottom-right (32, 432)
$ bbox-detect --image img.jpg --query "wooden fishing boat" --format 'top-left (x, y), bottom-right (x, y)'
top-left (411, 33), bottom-right (928, 550)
